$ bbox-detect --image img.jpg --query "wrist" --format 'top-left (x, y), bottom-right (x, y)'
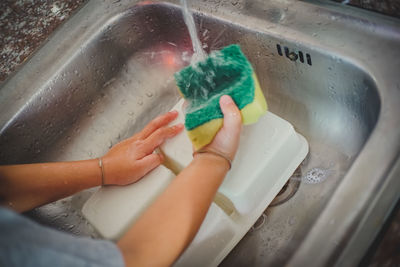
top-left (82, 158), bottom-right (103, 187)
top-left (192, 151), bottom-right (231, 172)
top-left (98, 157), bottom-right (105, 185)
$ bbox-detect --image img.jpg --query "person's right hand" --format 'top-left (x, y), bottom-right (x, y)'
top-left (118, 96), bottom-right (242, 267)
top-left (204, 95), bottom-right (242, 162)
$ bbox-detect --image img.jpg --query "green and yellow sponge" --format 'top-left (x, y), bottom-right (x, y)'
top-left (174, 44), bottom-right (267, 150)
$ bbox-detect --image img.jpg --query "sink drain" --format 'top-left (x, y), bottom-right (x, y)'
top-left (269, 166), bottom-right (301, 206)
top-left (250, 213), bottom-right (268, 232)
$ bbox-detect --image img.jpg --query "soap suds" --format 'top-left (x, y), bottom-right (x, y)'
top-left (302, 167), bottom-right (330, 184)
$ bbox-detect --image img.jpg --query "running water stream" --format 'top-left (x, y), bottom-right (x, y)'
top-left (180, 0), bottom-right (207, 63)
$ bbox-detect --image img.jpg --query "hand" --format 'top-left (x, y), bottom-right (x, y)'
top-left (205, 95), bottom-right (242, 161)
top-left (101, 111), bottom-right (183, 185)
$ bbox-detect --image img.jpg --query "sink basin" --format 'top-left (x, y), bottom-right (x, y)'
top-left (1, 0), bottom-right (399, 266)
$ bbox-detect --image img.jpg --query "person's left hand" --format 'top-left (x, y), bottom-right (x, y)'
top-left (101, 111), bottom-right (183, 185)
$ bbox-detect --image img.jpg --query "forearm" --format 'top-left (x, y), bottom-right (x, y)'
top-left (0, 111), bottom-right (183, 213)
top-left (0, 159), bottom-right (101, 212)
top-left (117, 153), bottom-right (230, 267)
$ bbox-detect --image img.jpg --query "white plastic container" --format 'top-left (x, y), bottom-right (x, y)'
top-left (82, 98), bottom-right (308, 266)
top-left (160, 99), bottom-right (193, 174)
top-left (174, 203), bottom-right (237, 267)
top-left (160, 99), bottom-right (308, 266)
top-left (160, 99), bottom-right (309, 215)
top-left (82, 165), bottom-right (175, 240)
top-left (218, 111), bottom-right (308, 214)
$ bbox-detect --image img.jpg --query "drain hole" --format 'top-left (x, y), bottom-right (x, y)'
top-left (306, 53), bottom-right (312, 65)
top-left (284, 46), bottom-right (290, 57)
top-left (276, 44), bottom-right (312, 66)
top-left (299, 51), bottom-right (304, 63)
top-left (288, 52), bottom-right (298, 61)
top-left (269, 166), bottom-right (302, 206)
top-left (276, 44), bottom-right (283, 56)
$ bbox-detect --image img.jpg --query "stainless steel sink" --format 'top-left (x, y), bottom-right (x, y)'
top-left (1, 0), bottom-right (399, 266)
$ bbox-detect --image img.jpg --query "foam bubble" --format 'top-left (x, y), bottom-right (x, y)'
top-left (303, 167), bottom-right (329, 184)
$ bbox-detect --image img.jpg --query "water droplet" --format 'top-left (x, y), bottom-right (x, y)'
top-left (145, 92), bottom-right (153, 97)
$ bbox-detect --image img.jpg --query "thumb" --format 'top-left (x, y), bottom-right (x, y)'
top-left (205, 95), bottom-right (242, 160)
top-left (220, 95), bottom-right (242, 129)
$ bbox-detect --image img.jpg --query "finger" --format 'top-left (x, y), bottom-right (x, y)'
top-left (134, 153), bottom-right (164, 179)
top-left (137, 124), bottom-right (184, 157)
top-left (133, 111), bottom-right (179, 140)
top-left (220, 95), bottom-right (242, 130)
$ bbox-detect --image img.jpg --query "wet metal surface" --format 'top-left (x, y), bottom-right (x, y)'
top-left (0, 0), bottom-right (86, 82)
top-left (0, 0), bottom-right (400, 266)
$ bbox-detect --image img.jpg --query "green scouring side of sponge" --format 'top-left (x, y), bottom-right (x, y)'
top-left (174, 44), bottom-right (267, 149)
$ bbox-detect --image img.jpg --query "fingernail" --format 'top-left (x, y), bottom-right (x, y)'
top-left (170, 110), bottom-right (178, 115)
top-left (220, 95), bottom-right (233, 105)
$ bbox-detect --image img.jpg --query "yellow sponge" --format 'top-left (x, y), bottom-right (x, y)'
top-left (174, 45), bottom-right (267, 150)
top-left (186, 74), bottom-right (267, 149)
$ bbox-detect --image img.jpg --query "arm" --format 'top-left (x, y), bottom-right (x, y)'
top-left (0, 111), bottom-right (183, 212)
top-left (118, 95), bottom-right (242, 267)
top-left (0, 159), bottom-right (102, 213)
